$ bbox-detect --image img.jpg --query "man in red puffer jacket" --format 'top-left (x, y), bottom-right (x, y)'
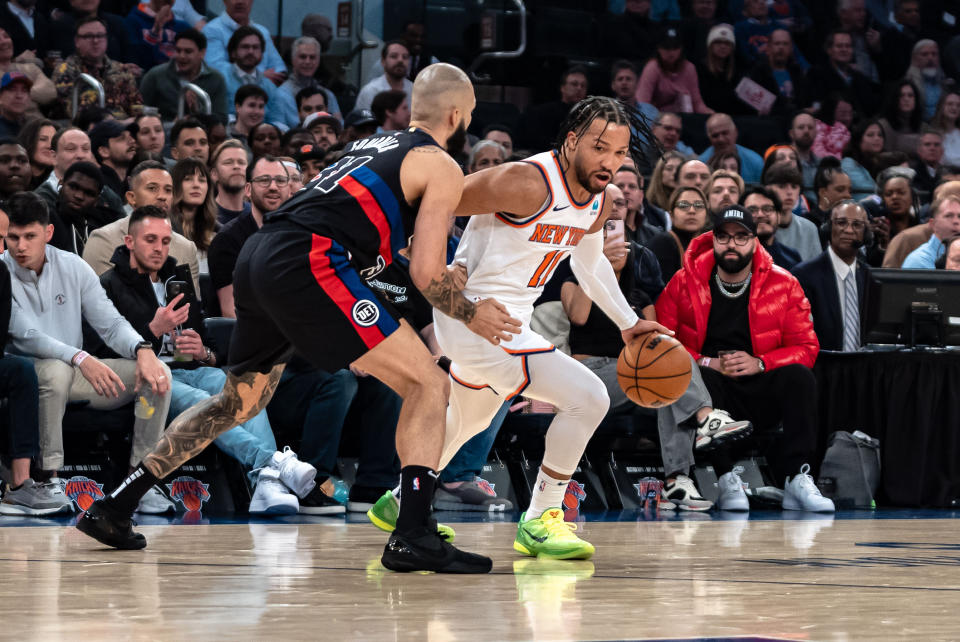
top-left (656, 205), bottom-right (834, 513)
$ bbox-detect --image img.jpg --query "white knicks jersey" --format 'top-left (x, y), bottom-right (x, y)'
top-left (454, 150), bottom-right (605, 318)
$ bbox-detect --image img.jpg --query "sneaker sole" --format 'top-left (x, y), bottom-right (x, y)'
top-left (346, 501), bottom-right (374, 513)
top-left (782, 499), bottom-right (835, 512)
top-left (249, 503), bottom-right (299, 515)
top-left (699, 425), bottom-right (754, 452)
top-left (76, 515), bottom-right (147, 550)
top-left (298, 505), bottom-right (346, 515)
top-left (367, 507), bottom-right (396, 533)
top-left (135, 506), bottom-right (176, 515)
top-left (433, 500), bottom-right (512, 512)
top-left (513, 539), bottom-right (595, 560)
top-left (0, 503), bottom-right (73, 516)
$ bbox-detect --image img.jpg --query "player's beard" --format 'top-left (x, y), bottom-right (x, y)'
top-left (714, 247), bottom-right (754, 275)
top-left (573, 156), bottom-right (609, 194)
top-left (445, 118), bottom-right (467, 155)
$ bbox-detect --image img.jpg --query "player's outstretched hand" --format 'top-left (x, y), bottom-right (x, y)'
top-left (621, 319), bottom-right (675, 346)
top-left (467, 298), bottom-right (522, 345)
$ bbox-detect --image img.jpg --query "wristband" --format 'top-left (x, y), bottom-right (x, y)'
top-left (699, 357), bottom-right (710, 368)
top-left (72, 351), bottom-right (89, 367)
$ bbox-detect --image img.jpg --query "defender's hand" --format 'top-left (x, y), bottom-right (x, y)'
top-left (465, 298), bottom-right (522, 345)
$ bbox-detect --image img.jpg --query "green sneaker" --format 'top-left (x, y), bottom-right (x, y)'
top-left (366, 491), bottom-right (456, 542)
top-left (513, 508), bottom-right (595, 560)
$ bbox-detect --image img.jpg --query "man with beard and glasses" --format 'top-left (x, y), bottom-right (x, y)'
top-left (354, 40), bottom-right (412, 113)
top-left (656, 204), bottom-right (832, 514)
top-left (741, 186), bottom-right (802, 270)
top-left (365, 95), bottom-right (672, 561)
top-left (78, 64), bottom-right (516, 576)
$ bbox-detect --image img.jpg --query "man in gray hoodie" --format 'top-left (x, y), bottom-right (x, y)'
top-left (3, 192), bottom-right (175, 513)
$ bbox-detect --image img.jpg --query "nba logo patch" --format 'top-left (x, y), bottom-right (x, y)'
top-left (64, 476), bottom-right (104, 511)
top-left (412, 477), bottom-right (420, 491)
top-left (167, 476), bottom-right (210, 511)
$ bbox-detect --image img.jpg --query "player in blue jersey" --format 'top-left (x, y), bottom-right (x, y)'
top-left (77, 64), bottom-right (519, 574)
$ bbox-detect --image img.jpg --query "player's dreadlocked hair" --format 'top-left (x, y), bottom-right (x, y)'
top-left (553, 96), bottom-right (663, 173)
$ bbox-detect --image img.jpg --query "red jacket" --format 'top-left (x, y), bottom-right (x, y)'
top-left (655, 232), bottom-right (819, 370)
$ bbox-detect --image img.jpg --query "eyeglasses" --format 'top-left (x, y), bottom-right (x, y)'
top-left (714, 231), bottom-right (754, 245)
top-left (676, 200), bottom-right (706, 211)
top-left (834, 219), bottom-right (866, 231)
top-left (746, 204), bottom-right (778, 215)
top-left (77, 33), bottom-right (108, 40)
top-left (251, 175), bottom-right (290, 187)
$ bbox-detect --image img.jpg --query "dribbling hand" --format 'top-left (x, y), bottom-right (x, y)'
top-left (621, 319), bottom-right (675, 346)
top-left (466, 298), bottom-right (522, 345)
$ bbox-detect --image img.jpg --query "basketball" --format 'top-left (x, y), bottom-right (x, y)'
top-left (617, 332), bottom-right (692, 408)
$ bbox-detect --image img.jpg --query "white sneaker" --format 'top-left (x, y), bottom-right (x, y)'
top-left (249, 467), bottom-right (299, 515)
top-left (696, 409), bottom-right (752, 451)
top-left (136, 485), bottom-right (176, 514)
top-left (269, 447), bottom-right (317, 498)
top-left (782, 464), bottom-right (836, 512)
top-left (716, 471), bottom-right (749, 511)
top-left (662, 474), bottom-right (713, 511)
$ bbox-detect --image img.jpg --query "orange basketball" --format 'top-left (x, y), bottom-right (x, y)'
top-left (617, 331), bottom-right (692, 408)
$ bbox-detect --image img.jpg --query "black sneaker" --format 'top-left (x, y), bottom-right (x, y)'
top-left (381, 527), bottom-right (492, 574)
top-left (76, 501), bottom-right (146, 550)
top-left (347, 485), bottom-right (391, 513)
top-left (299, 484), bottom-right (346, 515)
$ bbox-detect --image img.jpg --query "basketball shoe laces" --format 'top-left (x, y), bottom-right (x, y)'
top-left (540, 510), bottom-right (581, 540)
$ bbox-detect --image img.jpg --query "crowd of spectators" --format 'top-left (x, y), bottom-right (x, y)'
top-left (0, 0), bottom-right (957, 517)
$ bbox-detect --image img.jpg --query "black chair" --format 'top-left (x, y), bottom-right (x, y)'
top-left (203, 317), bottom-right (236, 365)
top-left (199, 272), bottom-right (220, 318)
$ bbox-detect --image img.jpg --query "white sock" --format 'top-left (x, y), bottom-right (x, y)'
top-left (526, 469), bottom-right (569, 518)
top-left (391, 483), bottom-right (401, 501)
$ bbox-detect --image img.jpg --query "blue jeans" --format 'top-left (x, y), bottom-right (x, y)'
top-left (169, 367), bottom-right (277, 484)
top-left (441, 401), bottom-right (511, 483)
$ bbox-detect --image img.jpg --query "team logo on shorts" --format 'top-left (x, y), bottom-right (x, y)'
top-left (352, 300), bottom-right (380, 327)
top-left (167, 476), bottom-right (210, 511)
top-left (64, 476), bottom-right (104, 511)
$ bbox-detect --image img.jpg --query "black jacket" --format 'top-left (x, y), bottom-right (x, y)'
top-left (36, 181), bottom-right (125, 255)
top-left (0, 259), bottom-right (9, 355)
top-left (0, 1), bottom-right (50, 58)
top-left (97, 245), bottom-right (214, 367)
top-left (792, 250), bottom-right (870, 351)
top-left (748, 61), bottom-right (811, 115)
top-left (806, 63), bottom-right (880, 117)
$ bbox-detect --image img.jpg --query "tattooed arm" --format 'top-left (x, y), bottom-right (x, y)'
top-left (401, 145), bottom-right (521, 344)
top-left (143, 364), bottom-right (285, 479)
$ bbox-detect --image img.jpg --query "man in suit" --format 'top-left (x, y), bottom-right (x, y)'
top-left (0, 0), bottom-right (50, 59)
top-left (793, 200), bottom-right (871, 352)
top-left (806, 30), bottom-right (880, 117)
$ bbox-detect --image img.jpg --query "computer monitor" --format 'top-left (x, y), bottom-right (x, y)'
top-left (863, 268), bottom-right (960, 346)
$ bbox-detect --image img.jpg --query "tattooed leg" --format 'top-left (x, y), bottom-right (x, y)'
top-left (143, 364), bottom-right (285, 479)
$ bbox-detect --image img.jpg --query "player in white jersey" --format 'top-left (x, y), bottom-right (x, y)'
top-left (436, 96), bottom-right (672, 559)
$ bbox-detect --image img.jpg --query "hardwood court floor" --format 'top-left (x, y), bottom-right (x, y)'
top-left (0, 512), bottom-right (957, 641)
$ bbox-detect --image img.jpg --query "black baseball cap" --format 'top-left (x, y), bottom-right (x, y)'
top-left (89, 120), bottom-right (137, 152)
top-left (713, 204), bottom-right (757, 235)
top-left (344, 109), bottom-right (378, 129)
top-left (294, 144), bottom-right (326, 163)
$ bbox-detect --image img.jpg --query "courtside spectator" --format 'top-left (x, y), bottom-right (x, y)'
top-left (789, 112), bottom-right (819, 194)
top-left (281, 128), bottom-right (315, 157)
top-left (652, 112), bottom-right (693, 155)
top-left (168, 117), bottom-right (209, 163)
top-left (279, 36), bottom-right (341, 121)
top-left (742, 186), bottom-right (801, 269)
top-left (248, 122), bottom-right (281, 157)
top-left (339, 108), bottom-right (377, 144)
top-left (868, 166), bottom-right (916, 254)
top-left (229, 83), bottom-right (267, 141)
top-left (209, 139), bottom-right (249, 225)
top-left (614, 162), bottom-right (667, 245)
top-left (208, 155), bottom-right (286, 317)
top-left (646, 151), bottom-right (686, 210)
top-left (203, 0), bottom-right (285, 83)
top-left (748, 29), bottom-right (809, 115)
top-left (140, 28), bottom-right (229, 125)
top-left (82, 160), bottom-right (200, 292)
top-left (835, 0), bottom-right (881, 83)
top-left (354, 40), bottom-right (411, 112)
top-left (124, 0), bottom-right (190, 69)
top-left (169, 157), bottom-right (217, 271)
top-left (90, 120), bottom-right (136, 197)
top-left (940, 234), bottom-right (960, 270)
top-left (933, 91), bottom-right (960, 166)
top-left (655, 204), bottom-right (831, 513)
top-left (41, 126), bottom-right (92, 191)
top-left (841, 120), bottom-right (883, 201)
top-left (482, 124), bottom-right (513, 157)
top-left (880, 0), bottom-right (922, 82)
top-left (647, 185), bottom-right (709, 280)
top-left (0, 137), bottom-right (28, 200)
top-left (637, 28), bottom-right (712, 114)
top-left (905, 40), bottom-right (948, 120)
top-left (101, 204), bottom-right (315, 514)
top-left (48, 0), bottom-right (130, 63)
top-left (600, 0), bottom-right (665, 64)
top-left (0, 28), bottom-right (56, 120)
top-left (911, 128), bottom-right (945, 203)
top-left (519, 65), bottom-right (588, 151)
top-left (53, 16), bottom-right (143, 119)
top-left (705, 168), bottom-right (744, 214)
top-left (763, 161), bottom-right (821, 261)
top-left (0, 0), bottom-right (51, 59)
top-left (3, 191), bottom-right (173, 514)
top-left (0, 205), bottom-right (70, 515)
top-left (734, 0), bottom-right (792, 68)
top-left (134, 113), bottom-right (165, 158)
top-left (696, 23), bottom-right (745, 116)
top-left (0, 71), bottom-right (30, 137)
top-left (302, 111), bottom-right (339, 151)
top-left (793, 200), bottom-right (872, 352)
top-left (399, 20), bottom-right (438, 80)
top-left (677, 158), bottom-right (711, 192)
top-left (18, 117), bottom-right (56, 188)
top-left (223, 27), bottom-right (295, 127)
top-left (699, 114), bottom-right (764, 183)
top-left (466, 140), bottom-right (506, 174)
top-left (902, 194), bottom-right (960, 268)
top-left (371, 90), bottom-right (410, 132)
top-left (878, 80), bottom-right (924, 157)
top-left (45, 160), bottom-right (120, 254)
top-left (295, 86), bottom-right (327, 123)
top-left (806, 30), bottom-right (879, 117)
top-left (293, 143), bottom-right (324, 180)
top-left (611, 59), bottom-right (658, 122)
top-left (807, 157), bottom-right (851, 226)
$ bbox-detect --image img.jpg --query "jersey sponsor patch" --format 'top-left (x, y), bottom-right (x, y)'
top-left (352, 300), bottom-right (380, 327)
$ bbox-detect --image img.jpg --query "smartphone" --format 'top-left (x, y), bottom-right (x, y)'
top-left (605, 218), bottom-right (625, 245)
top-left (166, 280), bottom-right (190, 310)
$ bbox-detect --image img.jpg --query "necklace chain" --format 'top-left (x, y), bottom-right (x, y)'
top-left (715, 272), bottom-right (751, 299)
